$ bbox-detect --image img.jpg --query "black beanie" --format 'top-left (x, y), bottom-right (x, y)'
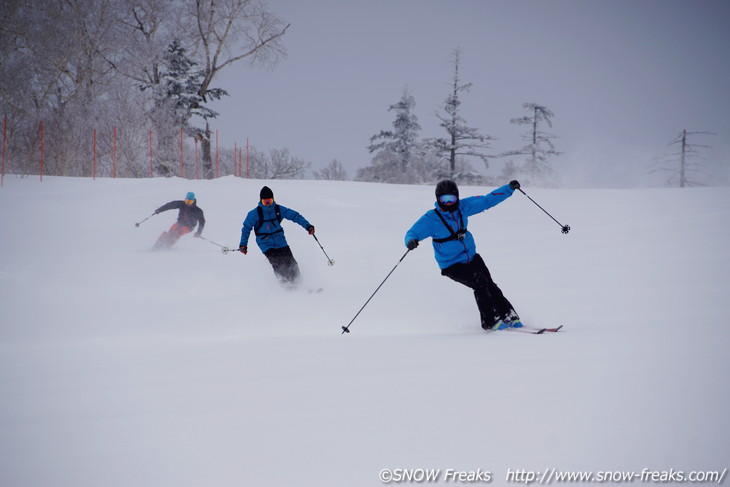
top-left (260, 186), bottom-right (274, 200)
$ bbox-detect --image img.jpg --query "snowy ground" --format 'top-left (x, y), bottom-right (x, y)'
top-left (1, 176), bottom-right (728, 486)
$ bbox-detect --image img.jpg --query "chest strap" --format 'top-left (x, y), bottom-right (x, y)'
top-left (432, 209), bottom-right (466, 243)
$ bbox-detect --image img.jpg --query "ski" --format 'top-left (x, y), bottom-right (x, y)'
top-left (506, 325), bottom-right (563, 334)
top-left (506, 327), bottom-right (546, 334)
top-left (542, 325), bottom-right (563, 333)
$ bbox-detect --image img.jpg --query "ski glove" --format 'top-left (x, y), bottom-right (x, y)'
top-left (239, 245), bottom-right (247, 254)
top-left (406, 239), bottom-right (419, 250)
top-left (509, 180), bottom-right (520, 190)
top-left (307, 225), bottom-right (315, 235)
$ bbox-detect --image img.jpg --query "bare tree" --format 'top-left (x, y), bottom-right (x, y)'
top-left (425, 48), bottom-right (495, 181)
top-left (313, 159), bottom-right (348, 181)
top-left (248, 147), bottom-right (310, 179)
top-left (117, 0), bottom-right (180, 87)
top-left (185, 0), bottom-right (290, 178)
top-left (1, 0), bottom-right (127, 176)
top-left (116, 0), bottom-right (182, 175)
top-left (505, 102), bottom-right (561, 184)
top-left (651, 129), bottom-right (716, 187)
top-left (1, 0), bottom-right (290, 179)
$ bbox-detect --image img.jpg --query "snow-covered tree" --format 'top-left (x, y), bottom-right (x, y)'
top-left (0, 0), bottom-right (289, 179)
top-left (368, 87), bottom-right (421, 169)
top-left (184, 0), bottom-right (290, 178)
top-left (425, 48), bottom-right (494, 181)
top-left (247, 147), bottom-right (310, 179)
top-left (162, 40), bottom-right (226, 124)
top-left (313, 159), bottom-right (348, 181)
top-left (356, 150), bottom-right (409, 184)
top-left (505, 102), bottom-right (561, 184)
top-left (650, 129), bottom-right (716, 187)
top-left (144, 40), bottom-right (227, 176)
top-left (358, 87), bottom-right (424, 184)
top-left (116, 0), bottom-right (181, 87)
top-left (0, 0), bottom-right (127, 176)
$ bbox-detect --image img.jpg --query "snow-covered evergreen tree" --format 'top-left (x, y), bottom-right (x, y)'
top-left (359, 87), bottom-right (422, 183)
top-left (368, 88), bottom-right (421, 168)
top-left (162, 40), bottom-right (225, 125)
top-left (143, 40), bottom-right (227, 176)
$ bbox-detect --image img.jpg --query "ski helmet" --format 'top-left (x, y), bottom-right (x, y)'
top-left (435, 180), bottom-right (459, 211)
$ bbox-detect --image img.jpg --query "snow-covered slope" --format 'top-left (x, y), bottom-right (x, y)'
top-left (1, 176), bottom-right (728, 486)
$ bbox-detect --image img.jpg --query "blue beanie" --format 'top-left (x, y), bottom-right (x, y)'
top-left (186, 192), bottom-right (195, 201)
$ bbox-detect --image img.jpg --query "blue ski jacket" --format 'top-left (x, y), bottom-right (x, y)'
top-left (240, 203), bottom-right (312, 253)
top-left (405, 184), bottom-right (514, 269)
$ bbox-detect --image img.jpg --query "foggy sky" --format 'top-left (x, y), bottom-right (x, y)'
top-left (212, 0), bottom-right (730, 187)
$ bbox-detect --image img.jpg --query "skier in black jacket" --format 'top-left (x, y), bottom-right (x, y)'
top-left (152, 192), bottom-right (205, 250)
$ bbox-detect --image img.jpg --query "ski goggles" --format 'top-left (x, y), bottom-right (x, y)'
top-left (184, 199), bottom-right (194, 205)
top-left (438, 194), bottom-right (458, 205)
top-left (261, 198), bottom-right (274, 206)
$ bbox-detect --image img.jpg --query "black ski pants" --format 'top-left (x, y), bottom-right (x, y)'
top-left (440, 253), bottom-right (518, 329)
top-left (264, 246), bottom-right (301, 287)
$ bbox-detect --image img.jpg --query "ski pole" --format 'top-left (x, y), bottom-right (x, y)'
top-left (197, 237), bottom-right (241, 254)
top-left (312, 234), bottom-right (335, 266)
top-left (517, 188), bottom-right (571, 234)
top-left (134, 213), bottom-right (155, 227)
top-left (198, 236), bottom-right (227, 248)
top-left (341, 249), bottom-right (411, 334)
top-left (201, 237), bottom-right (241, 254)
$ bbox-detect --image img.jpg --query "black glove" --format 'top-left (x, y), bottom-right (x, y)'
top-left (307, 225), bottom-right (315, 235)
top-left (239, 245), bottom-right (247, 254)
top-left (406, 239), bottom-right (419, 250)
top-left (509, 180), bottom-right (520, 190)
top-left (154, 209), bottom-right (160, 215)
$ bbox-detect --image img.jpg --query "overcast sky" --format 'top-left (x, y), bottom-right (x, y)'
top-left (212, 0), bottom-right (730, 187)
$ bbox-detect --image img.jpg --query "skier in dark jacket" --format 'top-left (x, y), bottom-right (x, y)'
top-left (239, 186), bottom-right (314, 288)
top-left (405, 180), bottom-right (522, 331)
top-left (152, 191), bottom-right (205, 250)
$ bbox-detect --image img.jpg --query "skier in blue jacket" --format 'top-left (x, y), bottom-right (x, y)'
top-left (405, 179), bottom-right (522, 331)
top-left (239, 186), bottom-right (314, 287)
